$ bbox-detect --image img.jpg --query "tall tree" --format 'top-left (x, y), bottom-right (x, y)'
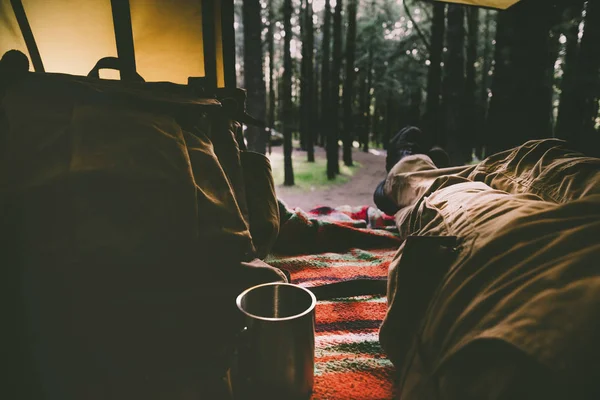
top-left (556, 0), bottom-right (600, 152)
top-left (282, 0), bottom-right (295, 185)
top-left (358, 67), bottom-right (368, 152)
top-left (320, 0), bottom-right (332, 149)
top-left (555, 2), bottom-right (585, 140)
top-left (486, 0), bottom-right (557, 155)
top-left (363, 47), bottom-right (374, 152)
top-left (267, 0), bottom-right (276, 154)
top-left (300, 0), bottom-right (309, 151)
top-left (304, 0), bottom-right (315, 161)
top-left (342, 0), bottom-right (357, 166)
top-left (441, 4), bottom-right (466, 164)
top-left (478, 8), bottom-right (494, 156)
top-left (545, 28), bottom-right (561, 132)
top-left (577, 0), bottom-right (600, 143)
top-left (424, 2), bottom-right (445, 146)
top-left (328, 0), bottom-right (343, 178)
top-left (464, 6), bottom-right (479, 160)
top-left (243, 0), bottom-right (268, 154)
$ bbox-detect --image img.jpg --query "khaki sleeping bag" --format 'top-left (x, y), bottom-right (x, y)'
top-left (1, 70), bottom-right (284, 399)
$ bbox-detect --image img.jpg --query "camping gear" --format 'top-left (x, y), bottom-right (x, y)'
top-left (235, 282), bottom-right (316, 399)
top-left (0, 57), bottom-right (286, 399)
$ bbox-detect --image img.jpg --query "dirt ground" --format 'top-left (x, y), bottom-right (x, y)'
top-left (269, 144), bottom-right (388, 211)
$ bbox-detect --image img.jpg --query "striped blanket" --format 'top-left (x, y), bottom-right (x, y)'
top-left (267, 204), bottom-right (402, 399)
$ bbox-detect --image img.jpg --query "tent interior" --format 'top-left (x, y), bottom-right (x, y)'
top-left (1, 0), bottom-right (599, 399)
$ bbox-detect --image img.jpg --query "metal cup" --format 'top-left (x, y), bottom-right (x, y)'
top-left (235, 282), bottom-right (316, 400)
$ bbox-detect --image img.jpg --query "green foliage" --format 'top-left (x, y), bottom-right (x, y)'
top-left (355, 0), bottom-right (430, 109)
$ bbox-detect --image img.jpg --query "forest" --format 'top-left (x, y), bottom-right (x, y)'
top-left (235, 0), bottom-right (600, 185)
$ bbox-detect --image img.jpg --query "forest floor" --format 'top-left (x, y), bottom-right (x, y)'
top-left (267, 143), bottom-right (387, 211)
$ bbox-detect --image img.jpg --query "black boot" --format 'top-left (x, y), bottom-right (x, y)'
top-left (385, 126), bottom-right (432, 172)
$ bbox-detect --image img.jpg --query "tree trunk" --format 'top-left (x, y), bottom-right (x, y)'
top-left (486, 1), bottom-right (556, 155)
top-left (267, 0), bottom-right (276, 154)
top-left (327, 0), bottom-right (342, 178)
top-left (306, 0), bottom-right (315, 162)
top-left (577, 0), bottom-right (600, 143)
top-left (555, 3), bottom-right (584, 140)
top-left (478, 8), bottom-right (493, 157)
top-left (425, 2), bottom-right (445, 145)
top-left (358, 68), bottom-right (368, 151)
top-left (373, 103), bottom-right (381, 147)
top-left (546, 29), bottom-right (561, 134)
top-left (282, 0), bottom-right (295, 186)
top-left (320, 0), bottom-right (332, 149)
top-left (342, 0), bottom-right (357, 166)
top-left (464, 6), bottom-right (479, 162)
top-left (441, 4), bottom-right (466, 165)
top-left (556, 0), bottom-right (600, 153)
top-left (408, 87), bottom-right (422, 126)
top-left (300, 0), bottom-right (308, 151)
top-left (363, 48), bottom-right (373, 153)
top-left (313, 51), bottom-right (320, 147)
top-left (243, 0), bottom-right (267, 154)
top-left (384, 95), bottom-right (393, 150)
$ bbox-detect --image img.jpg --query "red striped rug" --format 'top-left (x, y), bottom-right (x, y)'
top-left (268, 205), bottom-right (401, 399)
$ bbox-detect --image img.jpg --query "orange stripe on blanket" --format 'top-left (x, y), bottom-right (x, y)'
top-left (316, 353), bottom-right (383, 364)
top-left (311, 368), bottom-right (397, 400)
top-left (292, 264), bottom-right (390, 282)
top-left (316, 301), bottom-right (388, 325)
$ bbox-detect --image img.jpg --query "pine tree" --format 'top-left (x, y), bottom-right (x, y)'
top-left (487, 1), bottom-right (556, 154)
top-left (342, 0), bottom-right (357, 166)
top-left (243, 0), bottom-right (268, 154)
top-left (328, 0), bottom-right (343, 177)
top-left (556, 0), bottom-right (600, 152)
top-left (425, 2), bottom-right (445, 145)
top-left (441, 4), bottom-right (466, 165)
top-left (464, 6), bottom-right (479, 161)
top-left (282, 0), bottom-right (295, 185)
top-left (320, 0), bottom-right (332, 149)
top-left (267, 0), bottom-right (277, 154)
top-left (304, 0), bottom-right (315, 162)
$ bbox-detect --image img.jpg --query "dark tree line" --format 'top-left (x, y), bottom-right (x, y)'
top-left (239, 0), bottom-right (600, 185)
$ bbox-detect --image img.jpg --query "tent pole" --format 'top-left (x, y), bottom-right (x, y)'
top-left (221, 0), bottom-right (236, 89)
top-left (10, 0), bottom-right (44, 72)
top-left (201, 0), bottom-right (217, 91)
top-left (110, 0), bottom-right (137, 81)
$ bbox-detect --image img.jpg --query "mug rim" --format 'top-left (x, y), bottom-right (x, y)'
top-left (236, 282), bottom-right (317, 322)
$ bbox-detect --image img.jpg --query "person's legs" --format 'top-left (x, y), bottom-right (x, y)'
top-left (376, 137), bottom-right (600, 215)
top-left (463, 138), bottom-right (600, 203)
top-left (379, 138), bottom-right (600, 399)
top-left (374, 126), bottom-right (451, 215)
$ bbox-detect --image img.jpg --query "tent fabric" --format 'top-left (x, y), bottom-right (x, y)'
top-left (0, 0), bottom-right (207, 83)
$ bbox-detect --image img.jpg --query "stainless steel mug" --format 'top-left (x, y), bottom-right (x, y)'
top-left (235, 282), bottom-right (316, 399)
